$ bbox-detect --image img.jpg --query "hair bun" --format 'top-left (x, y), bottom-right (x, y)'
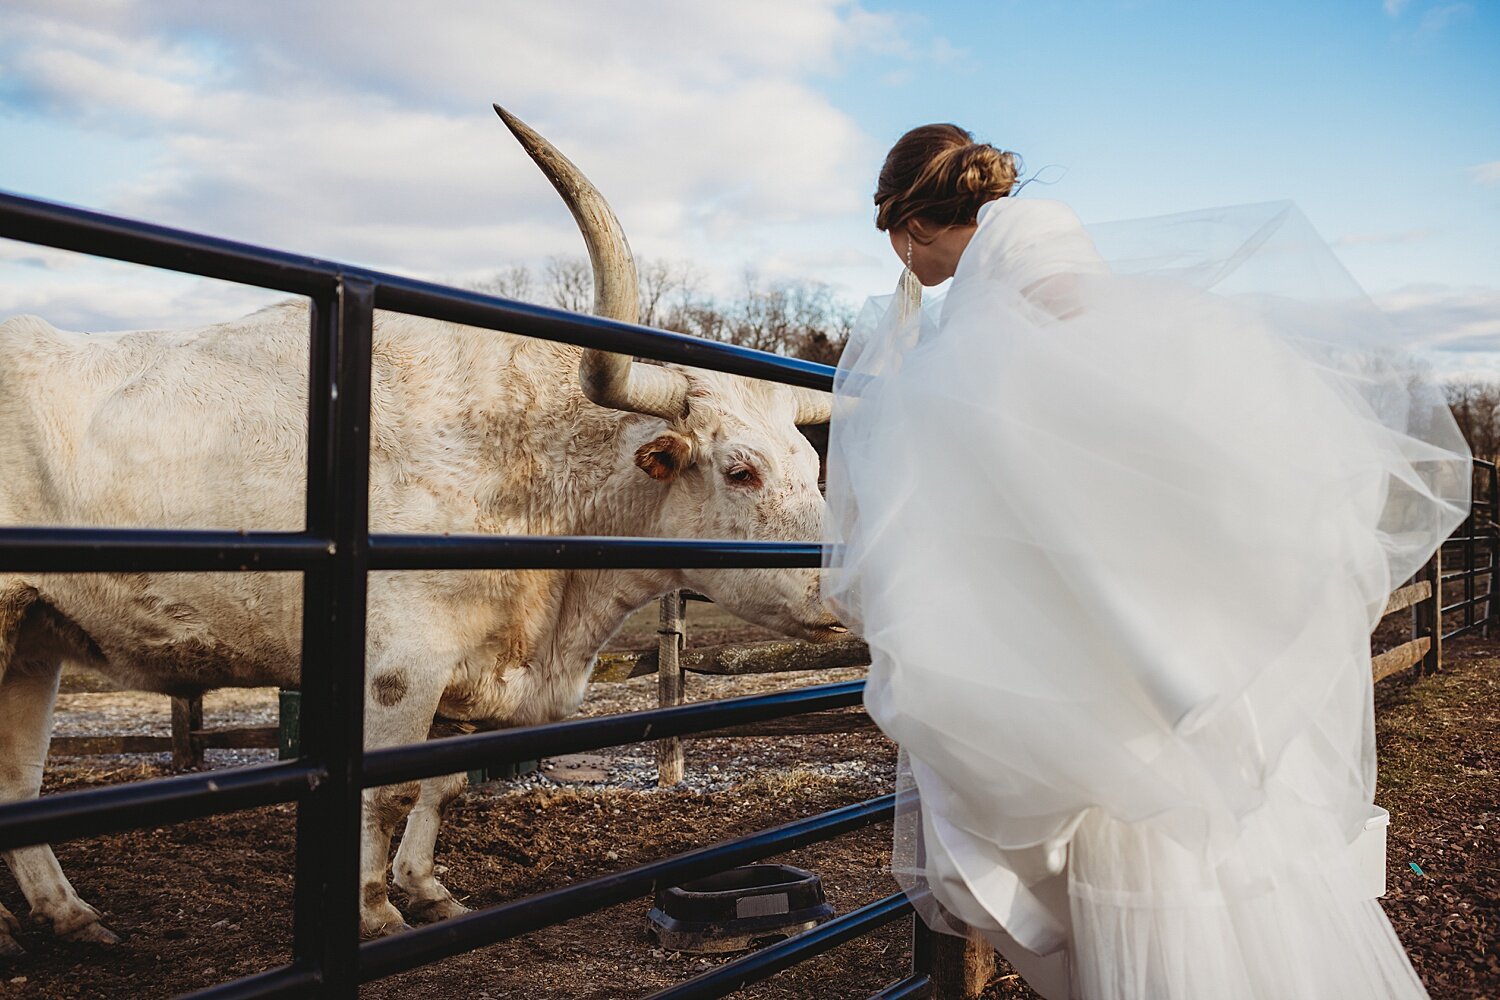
top-left (874, 124), bottom-right (1022, 232)
top-left (949, 143), bottom-right (1017, 199)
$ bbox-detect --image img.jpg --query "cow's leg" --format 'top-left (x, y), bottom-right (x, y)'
top-left (360, 779), bottom-right (420, 938)
top-left (358, 657), bottom-right (447, 939)
top-left (392, 771), bottom-right (469, 923)
top-left (0, 655), bottom-right (118, 950)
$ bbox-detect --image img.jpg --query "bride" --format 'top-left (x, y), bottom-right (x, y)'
top-left (821, 124), bottom-right (1470, 999)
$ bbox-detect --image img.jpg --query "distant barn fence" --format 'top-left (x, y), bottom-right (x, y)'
top-left (1371, 457), bottom-right (1497, 682)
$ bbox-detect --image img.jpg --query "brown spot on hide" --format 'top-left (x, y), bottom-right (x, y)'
top-left (362, 882), bottom-right (388, 910)
top-left (634, 433), bottom-right (692, 481)
top-left (0, 763), bottom-right (27, 791)
top-left (371, 670), bottom-right (409, 707)
top-left (371, 783), bottom-right (419, 831)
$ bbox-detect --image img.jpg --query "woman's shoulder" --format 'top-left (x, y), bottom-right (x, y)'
top-left (977, 197), bottom-right (1086, 231)
top-left (961, 198), bottom-right (1104, 286)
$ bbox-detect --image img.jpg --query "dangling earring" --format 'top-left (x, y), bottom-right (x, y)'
top-left (897, 233), bottom-right (922, 321)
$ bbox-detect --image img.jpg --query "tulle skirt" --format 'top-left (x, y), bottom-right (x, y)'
top-left (823, 203), bottom-right (1469, 999)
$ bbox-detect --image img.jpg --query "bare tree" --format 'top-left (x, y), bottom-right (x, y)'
top-left (728, 273), bottom-right (852, 364)
top-left (544, 255), bottom-right (594, 314)
top-left (639, 258), bottom-right (701, 329)
top-left (470, 263), bottom-right (535, 302)
top-left (468, 255), bottom-right (853, 366)
top-left (1445, 379), bottom-right (1500, 463)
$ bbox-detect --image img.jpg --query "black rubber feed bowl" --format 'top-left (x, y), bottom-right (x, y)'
top-left (647, 864), bottom-right (834, 954)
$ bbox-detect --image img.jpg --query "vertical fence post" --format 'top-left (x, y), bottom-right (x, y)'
top-left (1464, 502), bottom-right (1476, 635)
top-left (913, 918), bottom-right (996, 999)
top-left (909, 793), bottom-right (998, 998)
top-left (290, 277), bottom-right (374, 997)
top-left (1488, 463), bottom-right (1498, 640)
top-left (170, 694), bottom-right (204, 770)
top-left (1416, 550), bottom-right (1441, 675)
top-left (656, 591), bottom-right (686, 786)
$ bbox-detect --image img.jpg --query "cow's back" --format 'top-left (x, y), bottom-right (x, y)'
top-left (0, 304), bottom-right (312, 532)
top-left (0, 302), bottom-right (599, 692)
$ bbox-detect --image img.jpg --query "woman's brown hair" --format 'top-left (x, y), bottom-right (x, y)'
top-left (874, 124), bottom-right (1020, 236)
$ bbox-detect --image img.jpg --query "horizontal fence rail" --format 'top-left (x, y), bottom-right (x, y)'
top-left (362, 680), bottom-right (864, 787)
top-left (367, 535), bottom-right (825, 571)
top-left (0, 528), bottom-right (332, 573)
top-left (644, 892), bottom-right (917, 1000)
top-left (0, 761), bottom-right (324, 853)
top-left (176, 965), bottom-right (321, 1000)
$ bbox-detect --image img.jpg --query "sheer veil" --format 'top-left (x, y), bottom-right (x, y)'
top-left (822, 198), bottom-right (1469, 999)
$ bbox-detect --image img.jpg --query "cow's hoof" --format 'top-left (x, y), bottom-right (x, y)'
top-left (360, 918), bottom-right (413, 940)
top-left (62, 921), bottom-right (121, 946)
top-left (407, 896), bottom-right (470, 924)
top-left (359, 898), bottom-right (412, 940)
top-left (0, 907), bottom-right (21, 937)
top-left (0, 933), bottom-right (25, 958)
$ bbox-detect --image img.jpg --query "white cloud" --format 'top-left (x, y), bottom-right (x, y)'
top-left (1377, 284), bottom-right (1500, 369)
top-left (1383, 0), bottom-right (1411, 14)
top-left (1469, 161), bottom-right (1500, 186)
top-left (0, 240), bottom-right (285, 331)
top-left (0, 1), bottom-right (911, 330)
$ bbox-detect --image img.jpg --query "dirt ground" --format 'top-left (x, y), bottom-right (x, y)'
top-left (0, 608), bottom-right (1494, 999)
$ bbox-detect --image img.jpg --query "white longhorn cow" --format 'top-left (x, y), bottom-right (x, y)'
top-left (0, 106), bottom-right (839, 953)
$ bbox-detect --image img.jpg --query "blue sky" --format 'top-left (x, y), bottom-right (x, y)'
top-left (1, 0), bottom-right (1496, 376)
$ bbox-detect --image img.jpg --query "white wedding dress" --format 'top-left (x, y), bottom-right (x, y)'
top-left (822, 197), bottom-right (1470, 999)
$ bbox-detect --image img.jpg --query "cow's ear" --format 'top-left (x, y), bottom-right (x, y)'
top-left (634, 433), bottom-right (693, 481)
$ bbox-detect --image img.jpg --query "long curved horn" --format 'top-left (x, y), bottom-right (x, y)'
top-left (494, 104), bottom-right (689, 421)
top-left (789, 387), bottom-right (831, 425)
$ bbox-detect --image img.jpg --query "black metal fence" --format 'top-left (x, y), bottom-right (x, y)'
top-left (0, 192), bottom-right (926, 998)
top-left (1442, 458), bottom-right (1498, 642)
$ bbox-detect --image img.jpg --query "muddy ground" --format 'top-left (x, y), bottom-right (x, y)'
top-left (0, 607), bottom-right (1494, 998)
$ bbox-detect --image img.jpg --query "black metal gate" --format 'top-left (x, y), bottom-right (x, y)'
top-left (0, 192), bottom-right (932, 998)
top-left (1442, 458), bottom-right (1498, 642)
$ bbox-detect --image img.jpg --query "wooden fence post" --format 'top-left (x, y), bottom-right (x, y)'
top-left (656, 591), bottom-right (686, 786)
top-left (910, 801), bottom-right (998, 998)
top-left (170, 694), bottom-right (204, 770)
top-left (914, 916), bottom-right (995, 998)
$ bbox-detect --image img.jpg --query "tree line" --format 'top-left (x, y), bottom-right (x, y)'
top-left (472, 255), bottom-right (854, 367)
top-left (1445, 380), bottom-right (1500, 464)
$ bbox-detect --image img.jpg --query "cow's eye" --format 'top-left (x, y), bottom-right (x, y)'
top-left (726, 465), bottom-right (759, 486)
